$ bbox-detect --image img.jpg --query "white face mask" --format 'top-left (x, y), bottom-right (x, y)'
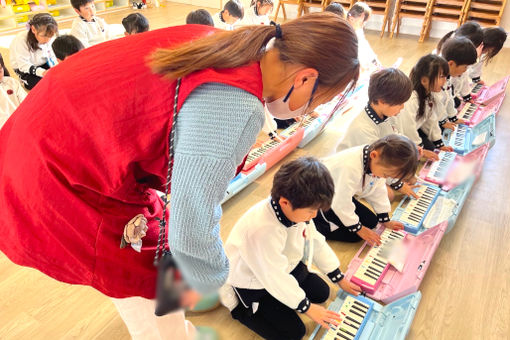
top-left (265, 79), bottom-right (318, 120)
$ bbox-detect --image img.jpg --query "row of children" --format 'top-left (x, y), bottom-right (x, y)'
top-left (216, 19), bottom-right (507, 340)
top-left (7, 0), bottom-right (149, 91)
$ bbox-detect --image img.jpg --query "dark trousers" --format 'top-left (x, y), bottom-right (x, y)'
top-left (15, 63), bottom-right (49, 90)
top-left (231, 262), bottom-right (330, 340)
top-left (418, 128), bottom-right (436, 151)
top-left (313, 198), bottom-right (378, 242)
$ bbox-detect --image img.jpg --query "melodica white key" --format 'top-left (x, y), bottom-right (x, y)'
top-left (458, 102), bottom-right (477, 120)
top-left (351, 229), bottom-right (406, 294)
top-left (426, 151), bottom-right (456, 183)
top-left (323, 296), bottom-right (372, 340)
top-left (394, 184), bottom-right (441, 233)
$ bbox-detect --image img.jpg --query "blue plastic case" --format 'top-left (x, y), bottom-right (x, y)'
top-left (443, 114), bottom-right (496, 155)
top-left (392, 183), bottom-right (441, 234)
top-left (443, 175), bottom-right (476, 233)
top-left (309, 291), bottom-right (422, 340)
top-left (221, 163), bottom-right (266, 204)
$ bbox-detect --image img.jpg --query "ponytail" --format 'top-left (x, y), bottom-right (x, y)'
top-left (151, 13), bottom-right (359, 99)
top-left (26, 13), bottom-right (58, 52)
top-left (368, 134), bottom-right (419, 183)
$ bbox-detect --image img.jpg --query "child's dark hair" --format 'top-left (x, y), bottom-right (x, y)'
top-left (368, 134), bottom-right (419, 183)
top-left (437, 21), bottom-right (483, 53)
top-left (26, 13), bottom-right (58, 52)
top-left (325, 2), bottom-right (346, 18)
top-left (186, 9), bottom-right (214, 26)
top-left (441, 36), bottom-right (477, 66)
top-left (347, 2), bottom-right (371, 22)
top-left (223, 0), bottom-right (244, 19)
top-left (250, 0), bottom-right (274, 11)
top-left (409, 54), bottom-right (449, 120)
top-left (0, 53), bottom-right (10, 77)
top-left (51, 35), bottom-right (84, 60)
top-left (271, 157), bottom-right (335, 210)
top-left (482, 27), bottom-right (507, 64)
top-left (71, 0), bottom-right (93, 10)
top-left (122, 13), bottom-right (149, 34)
top-left (368, 68), bottom-right (412, 106)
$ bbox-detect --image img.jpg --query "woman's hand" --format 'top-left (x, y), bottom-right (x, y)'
top-left (357, 226), bottom-right (381, 246)
top-left (305, 303), bottom-right (341, 329)
top-left (180, 289), bottom-right (202, 310)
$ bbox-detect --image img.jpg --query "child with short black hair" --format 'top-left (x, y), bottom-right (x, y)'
top-left (1, 53), bottom-right (27, 127)
top-left (437, 22), bottom-right (483, 105)
top-left (325, 2), bottom-right (346, 18)
top-left (213, 0), bottom-right (244, 30)
top-left (122, 13), bottom-right (149, 35)
top-left (469, 27), bottom-right (508, 84)
top-left (186, 9), bottom-right (214, 26)
top-left (435, 37), bottom-right (477, 129)
top-left (397, 54), bottom-right (455, 151)
top-left (220, 157), bottom-right (361, 340)
top-left (337, 68), bottom-right (412, 152)
top-left (52, 35), bottom-right (85, 62)
top-left (9, 13), bottom-right (58, 90)
top-left (70, 0), bottom-right (110, 48)
top-left (347, 2), bottom-right (380, 71)
top-left (314, 135), bottom-right (418, 246)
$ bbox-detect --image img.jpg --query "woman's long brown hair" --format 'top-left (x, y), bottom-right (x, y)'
top-left (150, 13), bottom-right (359, 99)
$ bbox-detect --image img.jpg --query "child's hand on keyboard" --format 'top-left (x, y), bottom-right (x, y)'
top-left (382, 221), bottom-right (405, 231)
top-left (421, 149), bottom-right (440, 161)
top-left (442, 121), bottom-right (456, 131)
top-left (357, 226), bottom-right (381, 246)
top-left (305, 303), bottom-right (341, 329)
top-left (455, 118), bottom-right (467, 125)
top-left (338, 278), bottom-right (361, 296)
top-left (398, 183), bottom-right (419, 199)
top-left (439, 146), bottom-right (454, 152)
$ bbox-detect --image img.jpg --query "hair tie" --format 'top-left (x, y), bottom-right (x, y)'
top-left (270, 21), bottom-right (282, 39)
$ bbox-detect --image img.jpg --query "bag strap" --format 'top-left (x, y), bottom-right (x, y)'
top-left (154, 78), bottom-right (181, 266)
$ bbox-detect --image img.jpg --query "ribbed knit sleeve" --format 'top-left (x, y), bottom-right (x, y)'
top-left (168, 83), bottom-right (264, 294)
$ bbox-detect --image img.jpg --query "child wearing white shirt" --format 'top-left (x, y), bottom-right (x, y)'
top-left (213, 0), bottom-right (244, 30)
top-left (237, 0), bottom-right (273, 27)
top-left (347, 2), bottom-right (380, 72)
top-left (313, 135), bottom-right (418, 246)
top-left (9, 14), bottom-right (58, 90)
top-left (220, 157), bottom-right (361, 339)
top-left (70, 0), bottom-right (110, 48)
top-left (469, 27), bottom-right (507, 85)
top-left (0, 54), bottom-right (27, 127)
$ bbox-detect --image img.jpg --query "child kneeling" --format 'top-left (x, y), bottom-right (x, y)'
top-left (314, 135), bottom-right (418, 246)
top-left (220, 157), bottom-right (361, 340)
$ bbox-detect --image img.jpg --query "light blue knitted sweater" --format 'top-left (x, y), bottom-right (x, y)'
top-left (169, 82), bottom-right (264, 294)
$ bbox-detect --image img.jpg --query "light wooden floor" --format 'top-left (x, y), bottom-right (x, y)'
top-left (1, 3), bottom-right (510, 339)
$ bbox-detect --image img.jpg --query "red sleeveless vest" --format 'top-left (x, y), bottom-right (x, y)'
top-left (0, 25), bottom-right (263, 298)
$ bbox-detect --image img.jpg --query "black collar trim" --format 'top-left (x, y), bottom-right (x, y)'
top-left (363, 145), bottom-right (371, 175)
top-left (219, 11), bottom-right (225, 23)
top-left (270, 198), bottom-right (295, 228)
top-left (365, 104), bottom-right (387, 125)
top-left (80, 16), bottom-right (95, 23)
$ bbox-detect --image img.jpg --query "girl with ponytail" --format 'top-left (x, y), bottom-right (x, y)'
top-left (0, 13), bottom-right (359, 339)
top-left (9, 13), bottom-right (58, 90)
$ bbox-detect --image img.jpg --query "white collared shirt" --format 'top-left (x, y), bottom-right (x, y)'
top-left (70, 16), bottom-right (110, 48)
top-left (0, 76), bottom-right (27, 127)
top-left (9, 31), bottom-right (57, 77)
